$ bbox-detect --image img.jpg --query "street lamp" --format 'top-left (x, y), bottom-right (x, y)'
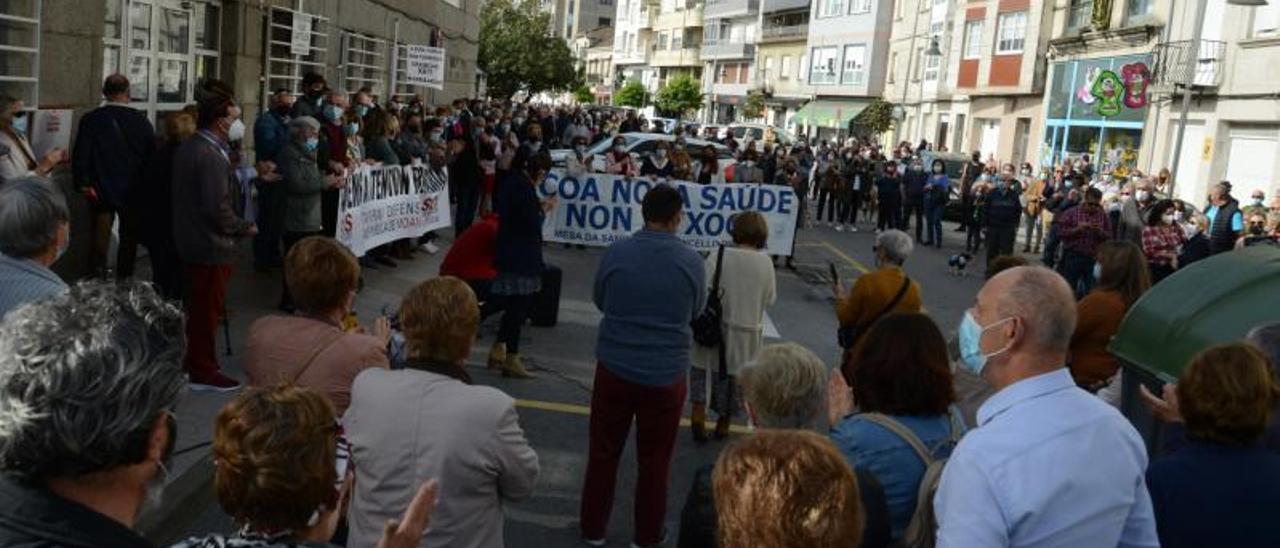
top-left (1168, 0), bottom-right (1268, 199)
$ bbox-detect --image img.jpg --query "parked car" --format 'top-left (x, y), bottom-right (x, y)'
top-left (550, 133), bottom-right (737, 180)
top-left (728, 123), bottom-right (796, 148)
top-left (648, 117), bottom-right (679, 134)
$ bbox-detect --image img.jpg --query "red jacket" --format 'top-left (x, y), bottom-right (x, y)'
top-left (440, 215), bottom-right (499, 280)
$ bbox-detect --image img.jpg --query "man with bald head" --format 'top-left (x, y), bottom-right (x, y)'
top-left (934, 266), bottom-right (1158, 548)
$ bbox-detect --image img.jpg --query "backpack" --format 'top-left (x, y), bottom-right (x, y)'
top-left (859, 413), bottom-right (963, 548)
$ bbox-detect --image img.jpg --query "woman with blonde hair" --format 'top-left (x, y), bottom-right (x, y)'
top-left (690, 211), bottom-right (777, 442)
top-left (173, 384), bottom-right (437, 547)
top-left (1069, 240), bottom-right (1150, 395)
top-left (137, 110), bottom-right (198, 300)
top-left (345, 276), bottom-right (539, 548)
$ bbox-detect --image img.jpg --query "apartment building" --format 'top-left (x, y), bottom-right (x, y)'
top-left (651, 0), bottom-right (705, 86)
top-left (756, 0), bottom-right (811, 132)
top-left (885, 0), bottom-right (961, 151)
top-left (553, 0), bottom-right (617, 41)
top-left (794, 0), bottom-right (894, 139)
top-left (573, 27), bottom-right (616, 103)
top-left (702, 0), bottom-right (760, 123)
top-left (612, 0), bottom-right (659, 92)
top-left (1044, 0), bottom-right (1280, 204)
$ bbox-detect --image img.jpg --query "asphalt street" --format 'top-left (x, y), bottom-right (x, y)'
top-left (172, 214), bottom-right (991, 547)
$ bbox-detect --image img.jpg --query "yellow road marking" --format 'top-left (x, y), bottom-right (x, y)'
top-left (515, 398), bottom-right (753, 435)
top-left (796, 240), bottom-right (872, 274)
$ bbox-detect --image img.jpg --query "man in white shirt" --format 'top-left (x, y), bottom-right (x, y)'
top-left (935, 266), bottom-right (1159, 548)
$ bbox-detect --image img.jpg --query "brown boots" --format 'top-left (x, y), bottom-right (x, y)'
top-left (488, 342), bottom-right (534, 378)
top-left (691, 403), bottom-right (709, 443)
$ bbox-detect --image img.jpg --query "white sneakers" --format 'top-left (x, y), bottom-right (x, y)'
top-left (420, 241), bottom-right (440, 255)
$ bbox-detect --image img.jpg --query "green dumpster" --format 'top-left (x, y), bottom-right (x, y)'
top-left (1110, 244), bottom-right (1280, 455)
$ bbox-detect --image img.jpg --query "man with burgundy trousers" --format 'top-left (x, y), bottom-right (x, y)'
top-left (171, 83), bottom-right (256, 391)
top-left (581, 185), bottom-right (707, 548)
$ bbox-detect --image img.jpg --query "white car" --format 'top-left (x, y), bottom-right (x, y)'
top-left (551, 133), bottom-right (737, 179)
top-left (728, 123), bottom-right (796, 148)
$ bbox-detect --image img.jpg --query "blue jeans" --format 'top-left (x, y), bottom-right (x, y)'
top-left (1058, 249), bottom-right (1096, 299)
top-left (924, 197), bottom-right (945, 247)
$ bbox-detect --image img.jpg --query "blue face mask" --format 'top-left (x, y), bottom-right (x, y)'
top-left (305, 137), bottom-right (319, 152)
top-left (344, 122), bottom-right (360, 136)
top-left (958, 310), bottom-right (1012, 376)
top-left (1093, 263), bottom-right (1102, 281)
top-left (11, 114), bottom-right (28, 135)
top-left (325, 105), bottom-right (343, 123)
top-left (356, 104), bottom-right (370, 118)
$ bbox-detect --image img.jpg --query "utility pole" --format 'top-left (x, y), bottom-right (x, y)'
top-left (1167, 0), bottom-right (1209, 200)
top-left (893, 0), bottom-right (924, 146)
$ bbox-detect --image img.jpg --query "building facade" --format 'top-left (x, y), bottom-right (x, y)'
top-left (651, 0), bottom-right (704, 86)
top-left (702, 0), bottom-right (758, 122)
top-left (574, 27), bottom-right (616, 103)
top-left (1045, 0), bottom-right (1280, 204)
top-left (554, 0), bottom-right (617, 41)
top-left (756, 0), bottom-right (811, 132)
top-left (795, 0), bottom-right (894, 139)
top-left (612, 0), bottom-right (659, 93)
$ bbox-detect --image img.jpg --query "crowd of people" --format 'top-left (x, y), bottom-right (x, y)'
top-left (0, 71), bottom-right (1278, 548)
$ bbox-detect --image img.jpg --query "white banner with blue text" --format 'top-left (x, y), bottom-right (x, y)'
top-left (336, 164), bottom-right (451, 257)
top-left (538, 170), bottom-right (798, 256)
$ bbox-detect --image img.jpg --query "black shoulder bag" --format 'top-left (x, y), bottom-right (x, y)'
top-left (838, 276), bottom-right (911, 350)
top-left (691, 245), bottom-right (726, 350)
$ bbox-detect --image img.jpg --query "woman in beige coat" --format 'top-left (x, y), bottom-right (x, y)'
top-left (691, 211), bottom-right (778, 441)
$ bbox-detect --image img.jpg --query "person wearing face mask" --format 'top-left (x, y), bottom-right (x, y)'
top-left (1141, 200), bottom-right (1186, 283)
top-left (277, 116), bottom-right (345, 312)
top-left (0, 177), bottom-right (70, 316)
top-left (1236, 213), bottom-right (1277, 250)
top-left (172, 86), bottom-right (257, 390)
top-left (874, 163), bottom-right (904, 233)
top-left (957, 151), bottom-right (984, 233)
top-left (832, 230), bottom-right (923, 354)
top-left (290, 72), bottom-right (327, 120)
top-left (1203, 181), bottom-right (1244, 255)
top-left (982, 170), bottom-right (1023, 266)
top-left (1019, 167), bottom-right (1046, 254)
top-left (604, 135), bottom-right (638, 177)
top-left (396, 112), bottom-right (429, 165)
top-left (922, 159), bottom-right (950, 248)
top-left (314, 91), bottom-right (351, 239)
top-left (694, 144), bottom-right (723, 184)
top-left (642, 141), bottom-right (676, 179)
top-left (1116, 181), bottom-right (1153, 246)
top-left (450, 117), bottom-right (484, 234)
top-left (901, 159), bottom-right (928, 240)
top-left (250, 89), bottom-right (295, 271)
top-left (565, 134), bottom-right (593, 176)
top-left (1069, 241), bottom-right (1150, 396)
top-left (733, 149), bottom-right (764, 184)
top-left (1053, 187), bottom-right (1110, 298)
top-left (936, 267), bottom-right (1158, 547)
top-left (1243, 190), bottom-right (1268, 220)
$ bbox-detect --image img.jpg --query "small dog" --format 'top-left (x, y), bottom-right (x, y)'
top-left (948, 253), bottom-right (973, 276)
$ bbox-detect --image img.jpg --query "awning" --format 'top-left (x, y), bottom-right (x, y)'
top-left (791, 99), bottom-right (871, 129)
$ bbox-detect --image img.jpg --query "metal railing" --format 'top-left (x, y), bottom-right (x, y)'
top-left (1152, 39), bottom-right (1226, 88)
top-left (761, 23), bottom-right (808, 40)
top-left (1068, 1), bottom-right (1093, 30)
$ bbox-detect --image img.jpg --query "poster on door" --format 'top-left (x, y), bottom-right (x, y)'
top-left (404, 45), bottom-right (446, 90)
top-left (30, 110), bottom-right (71, 160)
top-left (291, 13), bottom-right (313, 56)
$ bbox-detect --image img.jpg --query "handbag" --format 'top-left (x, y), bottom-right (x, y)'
top-left (691, 245), bottom-right (726, 349)
top-left (837, 276), bottom-right (911, 349)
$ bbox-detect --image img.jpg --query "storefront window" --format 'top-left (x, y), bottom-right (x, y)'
top-left (1100, 128), bottom-right (1142, 175)
top-left (1044, 54), bottom-right (1151, 167)
top-left (1047, 62), bottom-right (1071, 119)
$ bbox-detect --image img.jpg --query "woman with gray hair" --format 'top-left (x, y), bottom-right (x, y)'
top-left (0, 176), bottom-right (70, 317)
top-left (0, 95), bottom-right (66, 180)
top-left (277, 116), bottom-right (344, 312)
top-left (0, 281), bottom-right (184, 545)
top-left (833, 229), bottom-right (923, 354)
top-left (677, 343), bottom-right (891, 548)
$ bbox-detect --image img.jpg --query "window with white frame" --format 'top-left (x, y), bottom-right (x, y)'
top-left (0, 0), bottom-right (40, 110)
top-left (1127, 0), bottom-right (1153, 18)
top-left (1253, 1), bottom-right (1280, 37)
top-left (103, 1), bottom-right (223, 122)
top-left (963, 20), bottom-right (982, 59)
top-left (848, 0), bottom-right (871, 15)
top-left (265, 6), bottom-right (330, 98)
top-left (781, 55), bottom-right (792, 79)
top-left (819, 0), bottom-right (844, 19)
top-left (672, 31), bottom-right (682, 50)
top-left (764, 56), bottom-right (775, 79)
top-left (996, 11), bottom-right (1026, 55)
top-left (809, 46), bottom-right (838, 84)
top-left (924, 47), bottom-right (941, 81)
top-left (656, 31), bottom-right (668, 50)
top-left (342, 31), bottom-right (388, 98)
top-left (840, 44), bottom-right (866, 85)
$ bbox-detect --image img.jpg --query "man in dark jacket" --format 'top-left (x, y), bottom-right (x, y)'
top-left (172, 86), bottom-right (255, 390)
top-left (290, 71), bottom-right (327, 121)
top-left (1204, 181), bottom-right (1243, 255)
top-left (875, 162), bottom-right (903, 232)
top-left (957, 151), bottom-right (983, 232)
top-left (71, 74), bottom-right (155, 280)
top-left (983, 171), bottom-right (1023, 266)
top-left (252, 88), bottom-right (293, 270)
top-left (0, 281), bottom-right (185, 548)
top-left (316, 89), bottom-right (349, 240)
top-left (901, 158), bottom-right (928, 239)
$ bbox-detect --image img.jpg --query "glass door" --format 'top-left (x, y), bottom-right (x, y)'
top-left (105, 0), bottom-right (219, 126)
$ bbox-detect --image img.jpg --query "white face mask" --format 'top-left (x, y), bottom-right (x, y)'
top-left (227, 118), bottom-right (246, 142)
top-left (1137, 190), bottom-right (1152, 202)
top-left (1162, 213), bottom-right (1175, 225)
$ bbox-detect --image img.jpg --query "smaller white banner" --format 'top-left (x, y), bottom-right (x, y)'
top-left (290, 13), bottom-right (313, 57)
top-left (404, 45), bottom-right (446, 90)
top-left (335, 164), bottom-right (452, 257)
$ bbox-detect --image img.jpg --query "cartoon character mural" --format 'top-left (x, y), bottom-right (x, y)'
top-left (1121, 62), bottom-right (1150, 109)
top-left (1077, 66), bottom-right (1103, 104)
top-left (1091, 70), bottom-right (1124, 117)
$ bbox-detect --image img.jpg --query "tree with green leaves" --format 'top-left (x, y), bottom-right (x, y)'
top-left (614, 79), bottom-right (648, 108)
top-left (850, 99), bottom-right (895, 138)
top-left (573, 84), bottom-right (595, 104)
top-left (479, 0), bottom-right (582, 100)
top-left (653, 74), bottom-right (703, 119)
top-left (742, 89), bottom-right (766, 120)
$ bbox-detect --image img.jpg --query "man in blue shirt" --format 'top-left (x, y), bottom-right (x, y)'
top-left (935, 266), bottom-right (1159, 548)
top-left (0, 177), bottom-right (69, 318)
top-left (1204, 181), bottom-right (1244, 255)
top-left (252, 89), bottom-right (293, 270)
top-left (581, 185), bottom-right (706, 548)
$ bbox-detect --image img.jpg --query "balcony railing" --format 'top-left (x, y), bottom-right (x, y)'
top-left (1068, 1), bottom-right (1092, 31)
top-left (760, 23), bottom-right (808, 41)
top-left (1152, 39), bottom-right (1226, 88)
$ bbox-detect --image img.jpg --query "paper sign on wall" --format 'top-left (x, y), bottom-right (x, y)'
top-left (1201, 137), bottom-right (1213, 161)
top-left (31, 110), bottom-right (71, 160)
top-left (404, 45), bottom-right (446, 90)
top-left (291, 13), bottom-right (313, 57)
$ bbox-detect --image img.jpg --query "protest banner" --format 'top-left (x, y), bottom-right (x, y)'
top-left (290, 13), bottom-right (313, 56)
top-left (404, 45), bottom-right (446, 90)
top-left (538, 170), bottom-right (798, 256)
top-left (335, 164), bottom-right (451, 257)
